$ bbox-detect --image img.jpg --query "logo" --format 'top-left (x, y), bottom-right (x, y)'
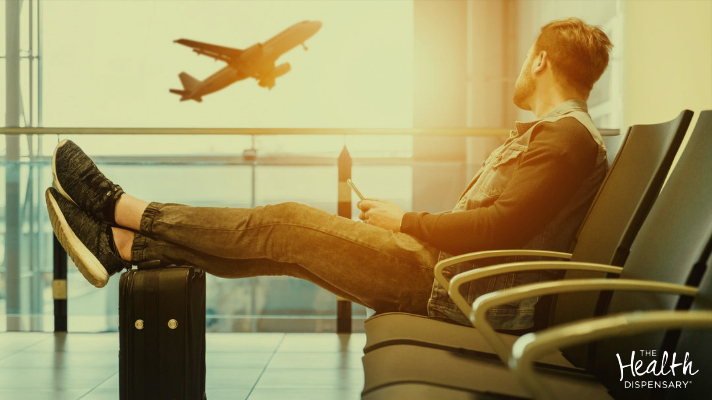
top-left (617, 350), bottom-right (698, 389)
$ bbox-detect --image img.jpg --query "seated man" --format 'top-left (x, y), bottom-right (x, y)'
top-left (46, 17), bottom-right (612, 331)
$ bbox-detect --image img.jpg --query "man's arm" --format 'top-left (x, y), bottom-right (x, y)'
top-left (400, 118), bottom-right (599, 255)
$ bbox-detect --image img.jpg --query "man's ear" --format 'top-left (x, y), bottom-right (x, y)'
top-left (532, 50), bottom-right (548, 75)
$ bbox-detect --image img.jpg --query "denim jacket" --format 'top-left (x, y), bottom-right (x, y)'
top-left (426, 99), bottom-right (608, 330)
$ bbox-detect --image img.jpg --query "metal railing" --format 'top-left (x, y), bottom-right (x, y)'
top-left (0, 127), bottom-right (514, 136)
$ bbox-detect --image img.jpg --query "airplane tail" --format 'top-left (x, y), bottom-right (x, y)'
top-left (170, 72), bottom-right (202, 102)
top-left (178, 72), bottom-right (200, 91)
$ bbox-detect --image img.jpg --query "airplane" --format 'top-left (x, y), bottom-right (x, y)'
top-left (170, 20), bottom-right (322, 102)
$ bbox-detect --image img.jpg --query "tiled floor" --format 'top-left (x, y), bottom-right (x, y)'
top-left (0, 332), bottom-right (366, 400)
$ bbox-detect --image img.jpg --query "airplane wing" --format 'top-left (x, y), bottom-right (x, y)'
top-left (174, 39), bottom-right (243, 62)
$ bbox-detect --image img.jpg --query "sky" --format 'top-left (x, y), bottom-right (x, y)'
top-left (40, 0), bottom-right (414, 129)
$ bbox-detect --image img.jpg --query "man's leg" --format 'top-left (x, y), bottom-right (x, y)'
top-left (49, 140), bottom-right (439, 312)
top-left (128, 234), bottom-right (380, 309)
top-left (118, 199), bottom-right (440, 315)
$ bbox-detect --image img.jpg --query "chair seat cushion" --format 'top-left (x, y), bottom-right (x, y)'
top-left (362, 344), bottom-right (610, 399)
top-left (362, 382), bottom-right (503, 400)
top-left (364, 312), bottom-right (574, 368)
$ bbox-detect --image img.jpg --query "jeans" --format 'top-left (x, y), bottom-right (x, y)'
top-left (130, 201), bottom-right (440, 315)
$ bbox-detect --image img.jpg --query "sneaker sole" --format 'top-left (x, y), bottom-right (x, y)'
top-left (52, 139), bottom-right (79, 206)
top-left (45, 189), bottom-right (109, 288)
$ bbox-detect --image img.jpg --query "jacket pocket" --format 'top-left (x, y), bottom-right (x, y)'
top-left (478, 146), bottom-right (525, 198)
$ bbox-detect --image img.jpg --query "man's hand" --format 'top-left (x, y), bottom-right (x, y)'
top-left (357, 199), bottom-right (405, 232)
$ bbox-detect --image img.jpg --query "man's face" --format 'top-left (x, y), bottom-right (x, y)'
top-left (513, 46), bottom-right (536, 110)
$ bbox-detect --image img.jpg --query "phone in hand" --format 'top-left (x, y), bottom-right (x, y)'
top-left (347, 179), bottom-right (365, 201)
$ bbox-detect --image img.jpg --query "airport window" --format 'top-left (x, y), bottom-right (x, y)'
top-left (1, 0), bottom-right (415, 332)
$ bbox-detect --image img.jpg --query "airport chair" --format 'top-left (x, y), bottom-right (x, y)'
top-left (663, 255), bottom-right (712, 400)
top-left (511, 254), bottom-right (712, 400)
top-left (511, 311), bottom-right (712, 400)
top-left (361, 111), bottom-right (711, 399)
top-left (363, 226), bottom-right (710, 399)
top-left (457, 110), bottom-right (711, 364)
top-left (363, 110), bottom-right (693, 364)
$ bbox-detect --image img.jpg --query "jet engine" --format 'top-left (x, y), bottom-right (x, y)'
top-left (272, 63), bottom-right (291, 78)
top-left (258, 63), bottom-right (291, 89)
top-left (258, 77), bottom-right (275, 89)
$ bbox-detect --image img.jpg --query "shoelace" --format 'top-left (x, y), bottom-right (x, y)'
top-left (82, 171), bottom-right (121, 196)
top-left (83, 170), bottom-right (111, 190)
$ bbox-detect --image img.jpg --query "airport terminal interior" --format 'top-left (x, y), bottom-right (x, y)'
top-left (1, 0), bottom-right (711, 399)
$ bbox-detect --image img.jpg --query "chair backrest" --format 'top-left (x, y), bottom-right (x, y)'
top-left (552, 110), bottom-right (693, 335)
top-left (667, 251), bottom-right (712, 400)
top-left (592, 110), bottom-right (712, 395)
top-left (570, 109), bottom-right (693, 266)
top-left (601, 132), bottom-right (626, 169)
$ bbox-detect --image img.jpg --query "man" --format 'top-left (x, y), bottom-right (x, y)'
top-left (46, 18), bottom-right (612, 331)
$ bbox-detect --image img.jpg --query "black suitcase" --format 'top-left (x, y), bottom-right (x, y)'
top-left (119, 266), bottom-right (207, 400)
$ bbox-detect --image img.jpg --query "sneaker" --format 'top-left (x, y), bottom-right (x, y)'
top-left (46, 187), bottom-right (131, 288)
top-left (52, 139), bottom-right (124, 225)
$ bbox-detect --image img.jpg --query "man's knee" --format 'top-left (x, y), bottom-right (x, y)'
top-left (266, 202), bottom-right (302, 216)
top-left (266, 202), bottom-right (323, 223)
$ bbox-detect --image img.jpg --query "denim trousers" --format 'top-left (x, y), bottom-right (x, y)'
top-left (130, 202), bottom-right (440, 315)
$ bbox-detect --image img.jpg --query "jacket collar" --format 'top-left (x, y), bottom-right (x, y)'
top-left (514, 99), bottom-right (588, 136)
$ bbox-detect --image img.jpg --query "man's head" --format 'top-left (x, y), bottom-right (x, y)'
top-left (513, 18), bottom-right (613, 111)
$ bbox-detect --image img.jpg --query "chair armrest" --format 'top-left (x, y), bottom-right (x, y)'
top-left (510, 310), bottom-right (712, 400)
top-left (448, 261), bottom-right (622, 325)
top-left (472, 278), bottom-right (697, 363)
top-left (434, 250), bottom-right (573, 290)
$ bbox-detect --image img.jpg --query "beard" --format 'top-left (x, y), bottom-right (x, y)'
top-left (512, 62), bottom-right (535, 110)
